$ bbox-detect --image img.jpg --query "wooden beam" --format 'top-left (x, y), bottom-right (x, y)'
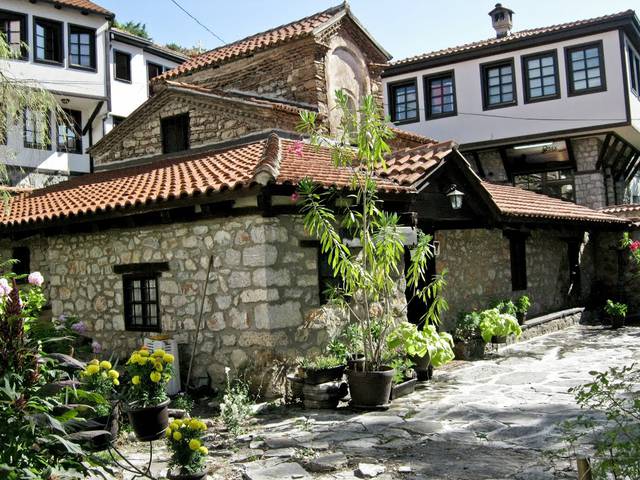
top-left (595, 133), bottom-right (612, 170)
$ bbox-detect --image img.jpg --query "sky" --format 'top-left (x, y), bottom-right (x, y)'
top-left (98, 0), bottom-right (639, 60)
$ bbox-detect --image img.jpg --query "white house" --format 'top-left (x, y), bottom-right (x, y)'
top-left (0, 0), bottom-right (187, 188)
top-left (383, 5), bottom-right (640, 210)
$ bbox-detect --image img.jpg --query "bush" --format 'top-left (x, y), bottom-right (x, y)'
top-left (453, 312), bottom-right (482, 342)
top-left (604, 299), bottom-right (627, 319)
top-left (220, 368), bottom-right (253, 436)
top-left (478, 308), bottom-right (522, 343)
top-left (166, 417), bottom-right (209, 475)
top-left (300, 354), bottom-right (345, 371)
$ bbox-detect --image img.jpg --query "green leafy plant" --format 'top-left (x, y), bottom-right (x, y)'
top-left (453, 311), bottom-right (482, 343)
top-left (516, 295), bottom-right (531, 315)
top-left (124, 347), bottom-right (174, 408)
top-left (387, 357), bottom-right (415, 385)
top-left (219, 367), bottom-right (253, 436)
top-left (171, 393), bottom-right (196, 414)
top-left (166, 417), bottom-right (209, 475)
top-left (386, 321), bottom-right (454, 368)
top-left (478, 308), bottom-right (522, 343)
top-left (300, 354), bottom-right (345, 371)
top-left (604, 299), bottom-right (627, 319)
top-left (493, 299), bottom-right (516, 316)
top-left (78, 358), bottom-right (119, 417)
top-left (112, 20), bottom-right (151, 39)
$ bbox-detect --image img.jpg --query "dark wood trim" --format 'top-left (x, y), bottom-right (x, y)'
top-left (22, 107), bottom-right (51, 151)
top-left (67, 23), bottom-right (96, 71)
top-left (32, 16), bottom-right (64, 66)
top-left (123, 273), bottom-right (162, 333)
top-left (82, 100), bottom-right (103, 136)
top-left (479, 57), bottom-right (518, 111)
top-left (472, 151), bottom-right (486, 178)
top-left (422, 70), bottom-right (457, 120)
top-left (521, 49), bottom-right (561, 104)
top-left (595, 133), bottom-right (613, 170)
top-left (113, 49), bottom-right (132, 83)
top-left (564, 40), bottom-right (607, 97)
top-left (386, 77), bottom-right (420, 124)
top-left (114, 262), bottom-right (170, 275)
top-left (0, 8), bottom-right (28, 60)
top-left (619, 29), bottom-right (633, 124)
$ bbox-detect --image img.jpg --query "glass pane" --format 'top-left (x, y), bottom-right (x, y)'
top-left (529, 68), bottom-right (541, 79)
top-left (544, 85), bottom-right (556, 95)
top-left (502, 92), bottom-right (513, 102)
top-left (585, 48), bottom-right (599, 58)
top-left (588, 77), bottom-right (601, 88)
top-left (500, 66), bottom-right (511, 76)
top-left (574, 79), bottom-right (587, 90)
top-left (489, 94), bottom-right (501, 104)
top-left (542, 66), bottom-right (554, 76)
top-left (488, 76), bottom-right (500, 86)
top-left (489, 86), bottom-right (500, 95)
top-left (541, 56), bottom-right (554, 67)
top-left (488, 68), bottom-right (500, 78)
top-left (530, 87), bottom-right (542, 97)
top-left (571, 50), bottom-right (584, 61)
top-left (572, 59), bottom-right (586, 71)
top-left (574, 70), bottom-right (586, 81)
top-left (586, 68), bottom-right (600, 79)
top-left (530, 78), bottom-right (542, 88)
top-left (586, 57), bottom-right (599, 68)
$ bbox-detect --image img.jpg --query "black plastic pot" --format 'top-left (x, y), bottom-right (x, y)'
top-left (389, 377), bottom-right (417, 400)
top-left (126, 399), bottom-right (170, 441)
top-left (516, 311), bottom-right (527, 326)
top-left (453, 338), bottom-right (486, 360)
top-left (491, 335), bottom-right (508, 344)
top-left (414, 365), bottom-right (433, 381)
top-left (303, 365), bottom-right (346, 385)
top-left (347, 366), bottom-right (394, 409)
top-left (610, 315), bottom-right (625, 329)
top-left (167, 471), bottom-right (207, 480)
top-left (346, 353), bottom-right (365, 372)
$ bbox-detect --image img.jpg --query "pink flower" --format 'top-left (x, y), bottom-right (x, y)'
top-left (290, 192), bottom-right (300, 203)
top-left (288, 140), bottom-right (305, 158)
top-left (0, 278), bottom-right (11, 297)
top-left (630, 241), bottom-right (640, 252)
top-left (27, 271), bottom-right (44, 286)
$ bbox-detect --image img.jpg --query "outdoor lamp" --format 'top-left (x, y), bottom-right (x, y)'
top-left (446, 185), bottom-right (465, 210)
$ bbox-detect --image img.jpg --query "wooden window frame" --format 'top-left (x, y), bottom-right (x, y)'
top-left (114, 50), bottom-right (132, 83)
top-left (33, 16), bottom-right (64, 66)
top-left (0, 9), bottom-right (28, 60)
top-left (123, 272), bottom-right (162, 333)
top-left (161, 113), bottom-right (190, 154)
top-left (387, 78), bottom-right (420, 124)
top-left (628, 44), bottom-right (640, 97)
top-left (521, 49), bottom-right (561, 104)
top-left (423, 70), bottom-right (457, 119)
top-left (564, 40), bottom-right (607, 97)
top-left (507, 233), bottom-right (528, 291)
top-left (23, 108), bottom-right (50, 150)
top-left (147, 61), bottom-right (165, 97)
top-left (56, 109), bottom-right (82, 154)
top-left (481, 58), bottom-right (518, 110)
top-left (68, 24), bottom-right (96, 71)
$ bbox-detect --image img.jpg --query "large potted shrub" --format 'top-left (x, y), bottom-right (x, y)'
top-left (297, 92), bottom-right (436, 409)
top-left (124, 347), bottom-right (174, 441)
top-left (452, 312), bottom-right (486, 360)
top-left (478, 308), bottom-right (522, 344)
top-left (604, 300), bottom-right (627, 329)
top-left (165, 417), bottom-right (209, 480)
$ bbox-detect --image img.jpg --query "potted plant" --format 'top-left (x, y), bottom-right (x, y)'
top-left (604, 299), bottom-right (627, 329)
top-left (515, 295), bottom-right (531, 325)
top-left (452, 312), bottom-right (486, 360)
top-left (124, 347), bottom-right (174, 441)
top-left (300, 354), bottom-right (346, 385)
top-left (297, 92), bottom-right (436, 409)
top-left (165, 417), bottom-right (209, 480)
top-left (478, 308), bottom-right (522, 344)
top-left (387, 357), bottom-right (417, 400)
top-left (330, 324), bottom-right (365, 371)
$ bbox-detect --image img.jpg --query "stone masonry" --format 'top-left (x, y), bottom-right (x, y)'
top-left (571, 137), bottom-right (607, 210)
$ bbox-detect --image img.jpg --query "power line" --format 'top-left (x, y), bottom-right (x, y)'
top-left (167, 0), bottom-right (226, 46)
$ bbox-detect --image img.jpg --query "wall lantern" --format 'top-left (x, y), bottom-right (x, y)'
top-left (446, 185), bottom-right (465, 210)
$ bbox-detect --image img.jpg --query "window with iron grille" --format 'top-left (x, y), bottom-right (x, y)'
top-left (69, 25), bottom-right (95, 69)
top-left (56, 109), bottom-right (82, 154)
top-left (34, 17), bottom-right (63, 64)
top-left (114, 50), bottom-right (132, 82)
top-left (23, 108), bottom-right (50, 150)
top-left (0, 10), bottom-right (27, 59)
top-left (388, 80), bottom-right (418, 123)
top-left (123, 274), bottom-right (161, 332)
top-left (566, 42), bottom-right (605, 95)
top-left (522, 51), bottom-right (559, 102)
top-left (482, 60), bottom-right (516, 109)
top-left (424, 73), bottom-right (456, 118)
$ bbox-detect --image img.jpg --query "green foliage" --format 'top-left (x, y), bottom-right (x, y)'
top-left (515, 295), bottom-right (531, 314)
top-left (171, 393), bottom-right (195, 414)
top-left (478, 308), bottom-right (522, 343)
top-left (166, 417), bottom-right (208, 474)
top-left (297, 90), bottom-right (436, 371)
top-left (387, 357), bottom-right (415, 385)
top-left (112, 20), bottom-right (151, 39)
top-left (560, 364), bottom-right (640, 479)
top-left (621, 232), bottom-right (640, 266)
top-left (165, 42), bottom-right (205, 57)
top-left (300, 354), bottom-right (345, 371)
top-left (604, 299), bottom-right (627, 319)
top-left (220, 368), bottom-right (253, 436)
top-left (124, 347), bottom-right (174, 408)
top-left (493, 299), bottom-right (516, 316)
top-left (77, 359), bottom-right (119, 417)
top-left (386, 321), bottom-right (454, 368)
top-left (453, 311), bottom-right (483, 343)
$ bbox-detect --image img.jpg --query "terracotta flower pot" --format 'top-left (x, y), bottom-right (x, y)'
top-left (126, 399), bottom-right (170, 441)
top-left (347, 366), bottom-right (394, 410)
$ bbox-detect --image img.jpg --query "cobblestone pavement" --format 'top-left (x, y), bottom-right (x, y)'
top-left (119, 325), bottom-right (640, 480)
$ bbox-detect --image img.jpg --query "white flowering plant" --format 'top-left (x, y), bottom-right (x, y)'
top-left (124, 347), bottom-right (174, 408)
top-left (219, 367), bottom-right (253, 436)
top-left (165, 417), bottom-right (209, 475)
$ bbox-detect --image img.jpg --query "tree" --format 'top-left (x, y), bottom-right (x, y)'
top-left (112, 20), bottom-right (151, 40)
top-left (165, 42), bottom-right (206, 57)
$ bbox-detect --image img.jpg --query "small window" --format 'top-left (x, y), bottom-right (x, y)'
top-left (424, 72), bottom-right (456, 118)
top-left (12, 247), bottom-right (30, 279)
top-left (34, 18), bottom-right (63, 64)
top-left (509, 234), bottom-right (527, 291)
top-left (56, 109), bottom-right (82, 154)
top-left (388, 80), bottom-right (419, 123)
top-left (114, 50), bottom-right (131, 82)
top-left (522, 51), bottom-right (559, 102)
top-left (147, 62), bottom-right (165, 96)
top-left (24, 108), bottom-right (50, 150)
top-left (482, 60), bottom-right (517, 109)
top-left (123, 274), bottom-right (161, 332)
top-left (0, 10), bottom-right (27, 59)
top-left (69, 25), bottom-right (95, 69)
top-left (568, 241), bottom-right (581, 295)
top-left (161, 113), bottom-right (189, 154)
top-left (565, 42), bottom-right (606, 95)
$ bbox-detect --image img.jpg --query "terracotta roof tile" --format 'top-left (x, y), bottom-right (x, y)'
top-left (601, 204), bottom-right (640, 214)
top-left (392, 10), bottom-right (635, 67)
top-left (157, 3), bottom-right (345, 80)
top-left (483, 182), bottom-right (627, 224)
top-left (382, 140), bottom-right (455, 186)
top-left (41, 0), bottom-right (113, 17)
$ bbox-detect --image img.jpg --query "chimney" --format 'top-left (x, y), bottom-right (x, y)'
top-left (489, 3), bottom-right (514, 38)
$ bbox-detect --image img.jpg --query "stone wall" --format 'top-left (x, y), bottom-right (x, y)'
top-left (571, 137), bottom-right (607, 210)
top-left (476, 150), bottom-right (508, 182)
top-left (435, 228), bottom-right (594, 328)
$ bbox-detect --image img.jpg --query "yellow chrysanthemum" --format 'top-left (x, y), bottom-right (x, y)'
top-left (89, 359), bottom-right (99, 366)
top-left (113, 379), bottom-right (120, 386)
top-left (163, 354), bottom-right (175, 364)
top-left (139, 349), bottom-right (149, 357)
top-left (128, 354), bottom-right (140, 365)
top-left (152, 349), bottom-right (166, 358)
top-left (132, 375), bottom-right (141, 385)
top-left (198, 446), bottom-right (208, 455)
top-left (86, 364), bottom-right (100, 375)
top-left (188, 419), bottom-right (200, 430)
top-left (108, 370), bottom-right (119, 379)
top-left (138, 356), bottom-right (148, 365)
top-left (188, 439), bottom-right (201, 451)
top-left (99, 360), bottom-right (112, 370)
top-left (170, 421), bottom-right (180, 430)
top-left (165, 429), bottom-right (172, 438)
top-left (154, 361), bottom-right (163, 372)
top-left (150, 371), bottom-right (162, 383)
top-left (172, 431), bottom-right (182, 441)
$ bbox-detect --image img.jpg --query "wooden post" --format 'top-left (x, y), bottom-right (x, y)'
top-left (577, 457), bottom-right (592, 480)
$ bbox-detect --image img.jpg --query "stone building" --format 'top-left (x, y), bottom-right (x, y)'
top-left (0, 4), bottom-right (632, 393)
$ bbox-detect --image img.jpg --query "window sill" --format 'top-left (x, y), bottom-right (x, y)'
top-left (482, 101), bottom-right (518, 111)
top-left (124, 327), bottom-right (162, 333)
top-left (567, 86), bottom-right (607, 97)
top-left (392, 118), bottom-right (420, 126)
top-left (34, 58), bottom-right (64, 67)
top-left (114, 77), bottom-right (133, 84)
top-left (524, 94), bottom-right (561, 104)
top-left (69, 64), bottom-right (97, 73)
top-left (24, 143), bottom-right (51, 150)
top-left (426, 111), bottom-right (457, 121)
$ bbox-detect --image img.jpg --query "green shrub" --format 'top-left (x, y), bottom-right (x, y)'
top-left (300, 354), bottom-right (345, 371)
top-left (516, 295), bottom-right (531, 314)
top-left (604, 299), bottom-right (627, 319)
top-left (453, 312), bottom-right (482, 342)
top-left (386, 321), bottom-right (454, 368)
top-left (478, 308), bottom-right (522, 343)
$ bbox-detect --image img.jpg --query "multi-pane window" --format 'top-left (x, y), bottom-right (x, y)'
top-left (388, 80), bottom-right (418, 123)
top-left (0, 10), bottom-right (27, 58)
top-left (482, 60), bottom-right (516, 108)
top-left (514, 170), bottom-right (575, 202)
top-left (23, 108), bottom-right (50, 150)
top-left (523, 52), bottom-right (559, 102)
top-left (69, 25), bottom-right (95, 69)
top-left (34, 18), bottom-right (63, 64)
top-left (161, 113), bottom-right (189, 154)
top-left (123, 274), bottom-right (161, 332)
top-left (56, 109), bottom-right (82, 154)
top-left (566, 43), bottom-right (605, 95)
top-left (425, 73), bottom-right (456, 118)
top-left (114, 51), bottom-right (132, 82)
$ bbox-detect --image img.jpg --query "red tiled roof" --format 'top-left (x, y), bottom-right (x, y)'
top-left (157, 3), bottom-right (345, 81)
top-left (382, 140), bottom-right (455, 186)
top-left (1, 134), bottom-right (409, 229)
top-left (41, 0), bottom-right (113, 17)
top-left (483, 182), bottom-right (627, 224)
top-left (392, 10), bottom-right (635, 67)
top-left (601, 204), bottom-right (640, 214)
